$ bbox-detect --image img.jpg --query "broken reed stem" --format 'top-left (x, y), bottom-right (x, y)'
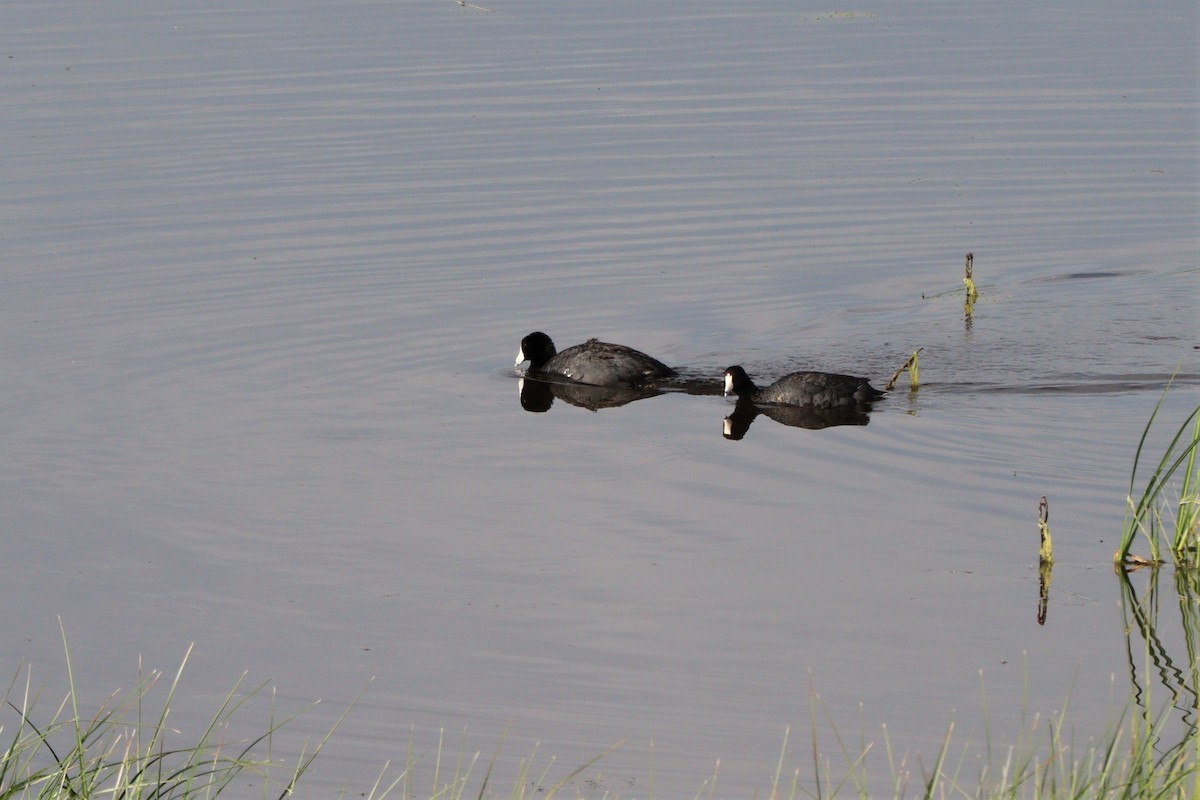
top-left (885, 349), bottom-right (922, 392)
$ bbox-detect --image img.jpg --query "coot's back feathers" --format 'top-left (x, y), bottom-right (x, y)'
top-left (516, 332), bottom-right (676, 388)
top-left (724, 365), bottom-right (883, 409)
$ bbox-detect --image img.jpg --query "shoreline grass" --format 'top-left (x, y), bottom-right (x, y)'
top-left (3, 640), bottom-right (1195, 799)
top-left (0, 620), bottom-right (358, 799)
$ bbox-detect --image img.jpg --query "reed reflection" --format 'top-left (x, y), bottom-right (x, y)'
top-left (1037, 496), bottom-right (1053, 626)
top-left (1115, 566), bottom-right (1199, 750)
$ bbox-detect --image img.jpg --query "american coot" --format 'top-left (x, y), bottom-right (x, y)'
top-left (723, 365), bottom-right (884, 409)
top-left (516, 331), bottom-right (677, 388)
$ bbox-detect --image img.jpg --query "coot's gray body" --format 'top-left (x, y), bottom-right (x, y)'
top-left (516, 332), bottom-right (677, 388)
top-left (724, 365), bottom-right (883, 409)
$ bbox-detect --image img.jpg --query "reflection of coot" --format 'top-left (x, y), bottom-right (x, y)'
top-left (516, 332), bottom-right (677, 388)
top-left (519, 377), bottom-right (663, 413)
top-left (722, 398), bottom-right (872, 440)
top-left (723, 365), bottom-right (883, 408)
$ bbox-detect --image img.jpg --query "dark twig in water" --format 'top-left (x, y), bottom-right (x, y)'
top-left (454, 0), bottom-right (495, 12)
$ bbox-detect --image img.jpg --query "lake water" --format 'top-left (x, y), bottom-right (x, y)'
top-left (2, 1), bottom-right (1197, 796)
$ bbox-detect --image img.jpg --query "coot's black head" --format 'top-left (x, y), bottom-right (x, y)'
top-left (723, 366), bottom-right (757, 398)
top-left (516, 331), bottom-right (558, 370)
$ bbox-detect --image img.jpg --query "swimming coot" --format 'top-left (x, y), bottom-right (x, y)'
top-left (516, 331), bottom-right (677, 388)
top-left (723, 365), bottom-right (884, 409)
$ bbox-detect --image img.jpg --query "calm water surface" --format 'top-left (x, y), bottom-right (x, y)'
top-left (2, 1), bottom-right (1197, 795)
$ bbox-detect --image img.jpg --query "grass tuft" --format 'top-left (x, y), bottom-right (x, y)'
top-left (0, 619), bottom-right (353, 799)
top-left (1116, 378), bottom-right (1200, 567)
top-left (784, 685), bottom-right (1196, 799)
